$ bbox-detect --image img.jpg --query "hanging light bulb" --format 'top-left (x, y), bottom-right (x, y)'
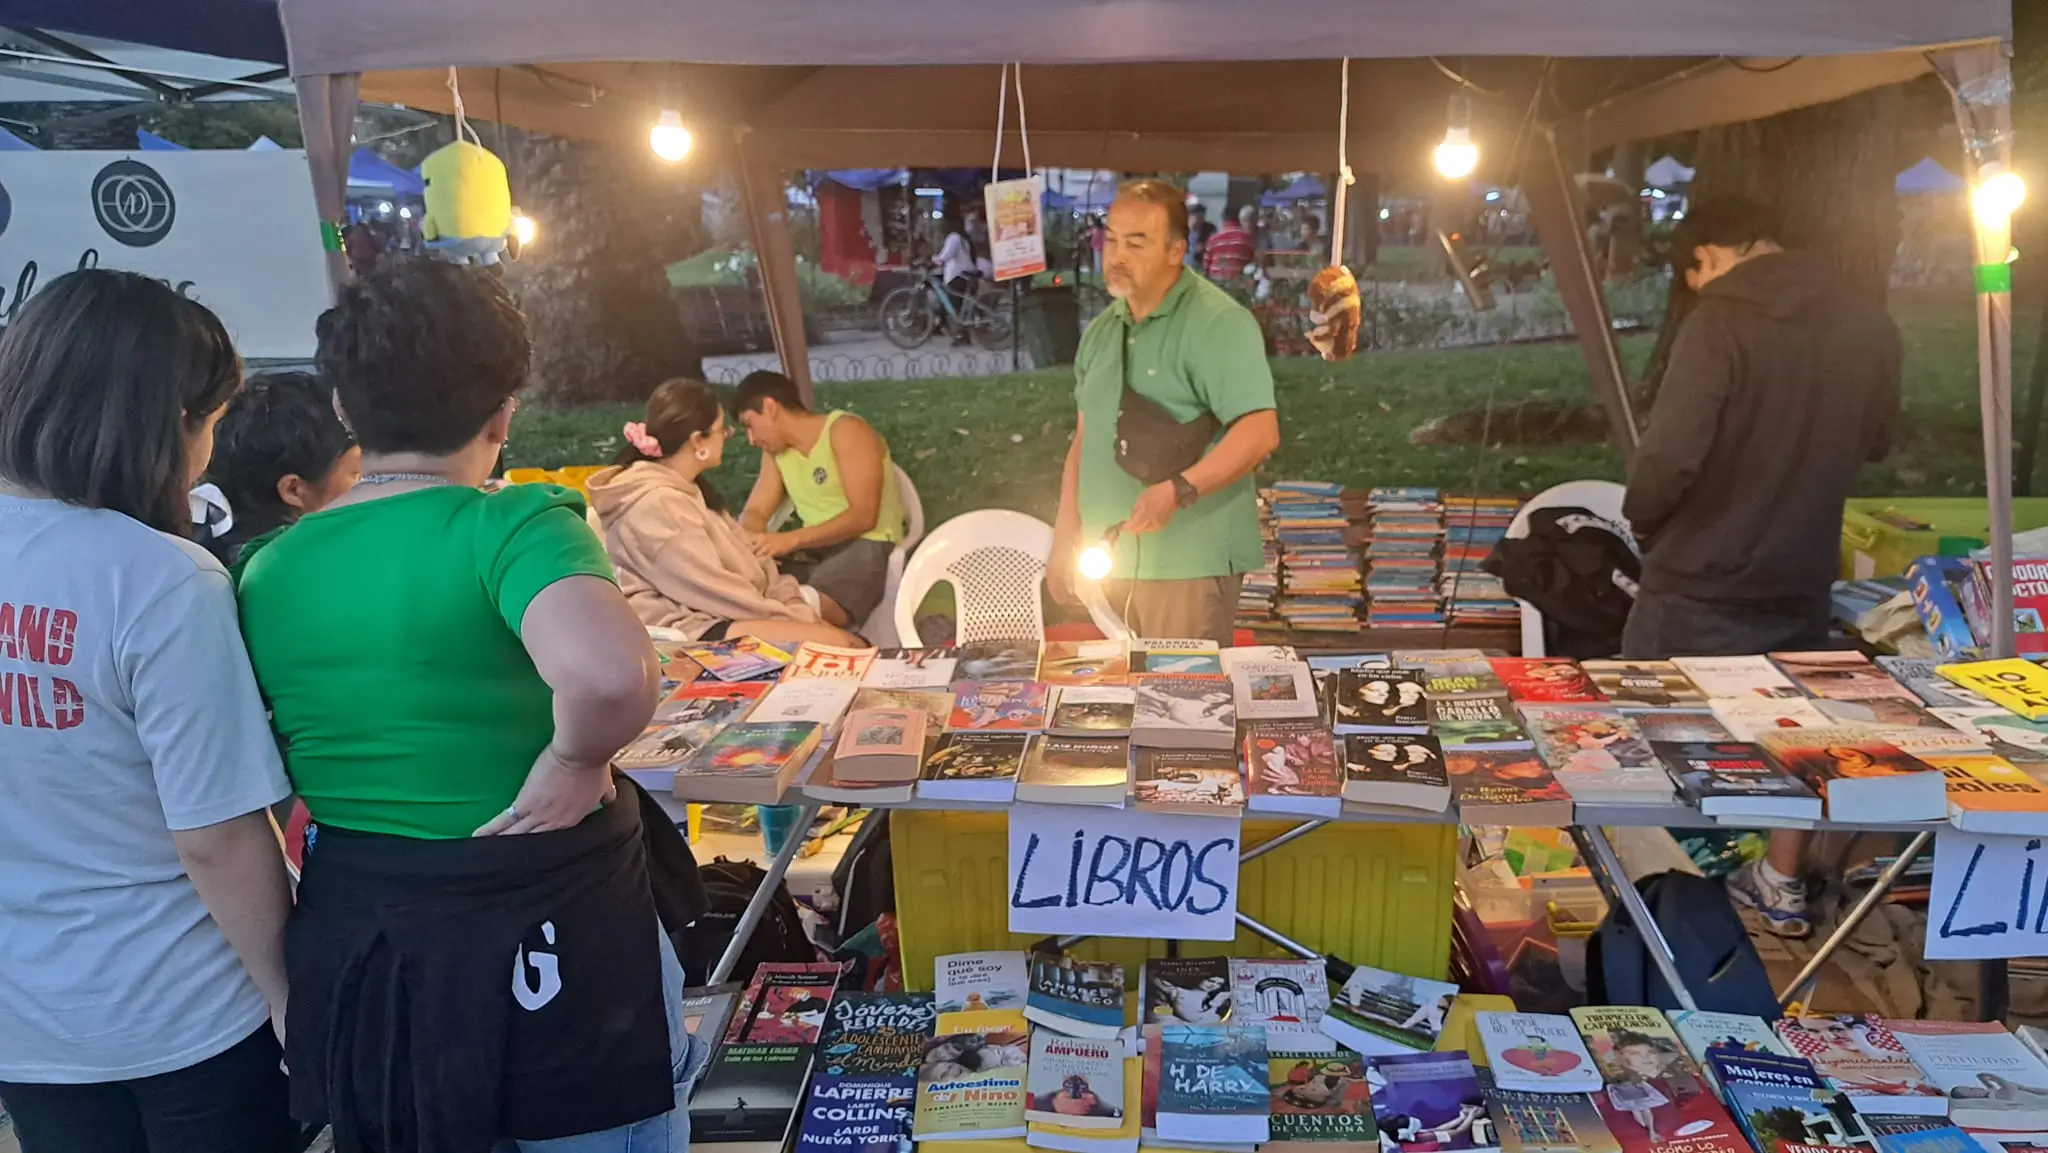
top-left (1973, 163), bottom-right (2028, 224)
top-left (510, 208), bottom-right (538, 247)
top-left (1434, 92), bottom-right (1479, 180)
top-left (649, 109), bottom-right (693, 162)
top-left (1075, 523), bottom-right (1124, 582)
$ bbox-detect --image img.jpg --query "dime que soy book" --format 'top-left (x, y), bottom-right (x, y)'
top-left (933, 951), bottom-right (1029, 1015)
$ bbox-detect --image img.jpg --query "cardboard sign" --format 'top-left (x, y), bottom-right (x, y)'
top-left (0, 151), bottom-right (329, 359)
top-left (982, 175), bottom-right (1047, 281)
top-left (1007, 802), bottom-right (1240, 941)
top-left (1927, 829), bottom-right (2048, 959)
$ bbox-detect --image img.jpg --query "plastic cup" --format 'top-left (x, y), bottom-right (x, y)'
top-left (758, 804), bottom-right (806, 855)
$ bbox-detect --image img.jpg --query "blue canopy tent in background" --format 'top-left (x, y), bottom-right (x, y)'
top-left (1896, 156), bottom-right (1966, 196)
top-left (1260, 174), bottom-right (1326, 207)
top-left (0, 125), bottom-right (36, 151)
top-left (347, 146), bottom-right (424, 195)
top-left (136, 128), bottom-right (188, 149)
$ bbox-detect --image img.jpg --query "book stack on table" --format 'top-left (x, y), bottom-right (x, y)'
top-left (1271, 482), bottom-right (1364, 633)
top-left (1365, 488), bottom-right (1446, 630)
top-left (1240, 496), bottom-right (1282, 629)
top-left (1439, 494), bottom-right (1519, 627)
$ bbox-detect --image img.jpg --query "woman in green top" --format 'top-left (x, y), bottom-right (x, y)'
top-left (236, 261), bottom-right (697, 1151)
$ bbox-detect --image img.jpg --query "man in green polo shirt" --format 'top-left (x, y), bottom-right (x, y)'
top-left (1050, 178), bottom-right (1281, 645)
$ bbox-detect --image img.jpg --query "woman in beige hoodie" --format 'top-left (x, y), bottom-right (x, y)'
top-left (586, 379), bottom-right (865, 648)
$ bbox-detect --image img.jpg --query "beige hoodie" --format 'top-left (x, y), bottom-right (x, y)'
top-left (586, 461), bottom-right (819, 638)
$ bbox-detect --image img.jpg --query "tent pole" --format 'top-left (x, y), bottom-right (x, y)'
top-left (736, 132), bottom-right (816, 408)
top-left (294, 73), bottom-right (361, 296)
top-left (1524, 120), bottom-right (1640, 463)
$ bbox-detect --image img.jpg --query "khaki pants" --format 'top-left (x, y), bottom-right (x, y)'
top-left (1104, 575), bottom-right (1242, 646)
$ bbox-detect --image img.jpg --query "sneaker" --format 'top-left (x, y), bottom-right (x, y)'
top-left (1726, 859), bottom-right (1814, 939)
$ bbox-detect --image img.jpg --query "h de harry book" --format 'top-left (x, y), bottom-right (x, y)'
top-left (1340, 734), bottom-right (1450, 813)
top-left (1320, 964), bottom-right (1458, 1057)
top-left (1024, 955), bottom-right (1127, 1041)
top-left (1133, 748), bottom-right (1245, 817)
top-left (1140, 1023), bottom-right (1259, 1153)
top-left (1937, 659), bottom-right (2048, 723)
top-left (948, 680), bottom-right (1052, 732)
top-left (1051, 685), bottom-right (1140, 736)
top-left (782, 641), bottom-right (878, 681)
top-left (1018, 735), bottom-right (1133, 807)
top-left (673, 720), bottom-right (823, 804)
top-left (1143, 957), bottom-right (1234, 1026)
top-left (1769, 650), bottom-right (1920, 702)
top-left (1132, 676), bottom-right (1237, 750)
top-left (1670, 656), bottom-right (1803, 700)
top-left (1885, 1019), bottom-right (2048, 1129)
top-left (1229, 661), bottom-right (1321, 721)
top-left (1027, 1032), bottom-right (1128, 1130)
top-left (1772, 1015), bottom-right (1947, 1115)
top-left (1581, 660), bottom-right (1708, 707)
top-left (1755, 728), bottom-right (1947, 823)
top-left (913, 1019), bottom-right (1031, 1141)
top-left (1365, 1051), bottom-right (1497, 1153)
top-left (1474, 1012), bottom-right (1604, 1094)
top-left (862, 646), bottom-right (960, 689)
top-left (934, 951), bottom-right (1029, 1015)
top-left (1232, 958), bottom-right (1333, 1052)
top-left (1041, 640), bottom-right (1133, 686)
top-left (1655, 741), bottom-right (1821, 823)
top-left (1489, 658), bottom-right (1604, 703)
top-left (1243, 720), bottom-right (1345, 818)
top-left (1155, 1024), bottom-right (1272, 1145)
top-left (1333, 669), bottom-right (1430, 734)
top-left (1445, 748), bottom-right (1575, 827)
top-left (1264, 1049), bottom-right (1378, 1153)
top-left (917, 731), bottom-right (1028, 802)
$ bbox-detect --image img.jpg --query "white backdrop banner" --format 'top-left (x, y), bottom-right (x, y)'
top-left (0, 151), bottom-right (329, 360)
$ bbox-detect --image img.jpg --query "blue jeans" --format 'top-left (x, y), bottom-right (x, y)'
top-left (499, 934), bottom-right (708, 1153)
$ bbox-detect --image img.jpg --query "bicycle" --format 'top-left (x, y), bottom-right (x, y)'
top-left (877, 266), bottom-right (1016, 351)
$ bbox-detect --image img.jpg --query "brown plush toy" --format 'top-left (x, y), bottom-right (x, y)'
top-left (1306, 265), bottom-right (1362, 361)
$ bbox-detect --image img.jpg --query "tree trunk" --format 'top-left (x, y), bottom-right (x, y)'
top-left (1605, 141), bottom-right (1646, 282)
top-left (501, 135), bottom-right (708, 407)
top-left (1636, 85), bottom-right (1903, 413)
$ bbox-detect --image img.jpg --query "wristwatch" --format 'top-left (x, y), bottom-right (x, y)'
top-left (1170, 473), bottom-right (1200, 509)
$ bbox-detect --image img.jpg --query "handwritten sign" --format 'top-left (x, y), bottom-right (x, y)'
top-left (1007, 803), bottom-right (1240, 941)
top-left (982, 175), bottom-right (1047, 282)
top-left (1927, 830), bottom-right (2048, 959)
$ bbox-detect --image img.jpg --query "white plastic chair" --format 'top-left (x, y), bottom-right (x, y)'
top-left (893, 510), bottom-right (1056, 646)
top-left (1504, 479), bottom-right (1634, 658)
top-left (769, 462), bottom-right (925, 648)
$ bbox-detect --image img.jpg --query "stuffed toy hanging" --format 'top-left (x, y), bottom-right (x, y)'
top-left (419, 139), bottom-right (513, 265)
top-left (1306, 266), bottom-right (1361, 360)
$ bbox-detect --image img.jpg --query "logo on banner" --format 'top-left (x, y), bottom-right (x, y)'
top-left (90, 160), bottom-right (175, 247)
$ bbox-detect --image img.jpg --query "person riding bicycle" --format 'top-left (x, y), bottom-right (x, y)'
top-left (935, 203), bottom-right (982, 344)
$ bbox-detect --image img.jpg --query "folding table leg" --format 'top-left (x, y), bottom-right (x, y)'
top-left (1570, 825), bottom-right (1700, 1011)
top-left (709, 802), bottom-right (822, 985)
top-left (1775, 830), bottom-right (1933, 1011)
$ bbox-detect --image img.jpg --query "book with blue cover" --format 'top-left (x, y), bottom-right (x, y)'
top-left (1023, 954), bottom-right (1125, 1040)
top-left (1707, 1051), bottom-right (1872, 1153)
top-left (1156, 1023), bottom-right (1272, 1145)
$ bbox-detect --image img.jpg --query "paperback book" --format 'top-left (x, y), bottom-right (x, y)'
top-left (1340, 734), bottom-right (1450, 812)
top-left (1667, 1011), bottom-right (1792, 1066)
top-left (726, 962), bottom-right (842, 1046)
top-left (913, 1021), bottom-right (1031, 1141)
top-left (1445, 748), bottom-right (1575, 826)
top-left (1866, 1119), bottom-right (1978, 1153)
top-left (1321, 964), bottom-right (1458, 1056)
top-left (933, 951), bottom-right (1029, 1015)
top-left (1229, 661), bottom-right (1322, 721)
top-left (1519, 706), bottom-right (1671, 806)
top-left (1232, 958), bottom-right (1333, 1052)
top-left (1709, 697), bottom-right (1833, 741)
top-left (1772, 1014), bottom-right (1947, 1114)
top-left (1487, 1086), bottom-right (1617, 1153)
top-left (1655, 740), bottom-right (1822, 823)
top-left (863, 646), bottom-right (959, 689)
top-left (1886, 1019), bottom-right (2048, 1129)
top-left (1333, 669), bottom-right (1430, 733)
top-left (1017, 735), bottom-right (1132, 807)
top-left (616, 684), bottom-right (764, 788)
top-left (1876, 656), bottom-right (1991, 709)
top-left (691, 1041), bottom-right (818, 1150)
top-left (1427, 694), bottom-right (1532, 749)
top-left (1756, 729), bottom-right (1946, 823)
top-left (1769, 650), bottom-right (1919, 701)
top-left (1490, 658), bottom-right (1604, 703)
top-left (1040, 640), bottom-right (1133, 686)
top-left (1029, 1056), bottom-right (1142, 1153)
top-left (1144, 956), bottom-right (1234, 1025)
top-left (684, 636), bottom-right (795, 682)
top-left (948, 681), bottom-right (1051, 731)
top-left (848, 686), bottom-right (953, 751)
top-left (1050, 686), bottom-right (1139, 736)
top-left (918, 731), bottom-right (1028, 802)
top-left (783, 642), bottom-right (878, 681)
top-left (673, 720), bottom-right (823, 805)
top-left (1670, 656), bottom-right (1803, 700)
top-left (1938, 659), bottom-right (2048, 722)
top-left (1590, 1080), bottom-right (1745, 1153)
top-left (1265, 1050), bottom-right (1378, 1153)
top-left (1132, 676), bottom-right (1237, 750)
top-left (1925, 750), bottom-right (2048, 835)
top-left (1625, 707), bottom-right (1733, 744)
top-left (1707, 1051), bottom-right (1872, 1153)
top-left (1023, 954), bottom-right (1126, 1040)
top-left (1474, 1012), bottom-right (1604, 1094)
top-left (751, 679), bottom-right (861, 727)
top-left (1414, 657), bottom-right (1508, 701)
top-left (1243, 720), bottom-right (1345, 818)
top-left (1365, 1051), bottom-right (1498, 1153)
top-left (1155, 1024), bottom-right (1272, 1145)
top-left (1027, 1031), bottom-right (1127, 1129)
top-left (1581, 660), bottom-right (1707, 707)
top-left (1133, 747), bottom-right (1246, 816)
top-left (1816, 697), bottom-right (1946, 730)
top-left (1144, 639), bottom-right (1225, 676)
top-left (799, 991), bottom-right (937, 1153)
top-left (954, 641), bottom-right (1046, 684)
top-left (806, 741), bottom-right (917, 806)
top-left (830, 708), bottom-right (926, 782)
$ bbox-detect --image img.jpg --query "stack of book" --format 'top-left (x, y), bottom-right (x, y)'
top-left (1272, 482), bottom-right (1363, 633)
top-left (1439, 494), bottom-right (1520, 628)
top-left (1240, 495), bottom-right (1283, 628)
top-left (1364, 488), bottom-right (1445, 630)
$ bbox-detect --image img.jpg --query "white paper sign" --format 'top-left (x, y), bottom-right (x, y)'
top-left (1927, 829), bottom-right (2048, 959)
top-left (0, 151), bottom-right (329, 359)
top-left (1007, 802), bottom-right (1240, 941)
top-left (982, 175), bottom-right (1047, 282)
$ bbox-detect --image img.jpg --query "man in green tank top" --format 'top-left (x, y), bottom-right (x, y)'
top-left (734, 371), bottom-right (905, 627)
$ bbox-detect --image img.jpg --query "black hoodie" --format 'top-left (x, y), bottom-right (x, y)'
top-left (1623, 250), bottom-right (1901, 603)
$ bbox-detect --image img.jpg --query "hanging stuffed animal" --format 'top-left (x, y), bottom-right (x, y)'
top-left (419, 138), bottom-right (513, 266)
top-left (1306, 265), bottom-right (1361, 360)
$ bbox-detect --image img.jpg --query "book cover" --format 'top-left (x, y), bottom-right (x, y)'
top-left (1040, 640), bottom-right (1133, 686)
top-left (1938, 659), bottom-right (2048, 722)
top-left (914, 1024), bottom-right (1031, 1140)
top-left (1582, 660), bottom-right (1707, 707)
top-left (1340, 734), bottom-right (1449, 809)
top-left (1030, 1055), bottom-right (1143, 1152)
top-left (784, 642), bottom-right (879, 681)
top-left (652, 678), bottom-right (770, 723)
top-left (683, 636), bottom-right (796, 682)
top-left (617, 685), bottom-right (761, 780)
top-left (1930, 707), bottom-right (2048, 769)
top-left (1322, 965), bottom-right (1459, 1056)
top-left (1414, 658), bottom-right (1508, 701)
top-left (1769, 650), bottom-right (1919, 701)
top-left (691, 1042), bottom-right (817, 1146)
top-left (1427, 694), bottom-right (1531, 749)
top-left (1708, 1051), bottom-right (1871, 1153)
top-left (1490, 659), bottom-right (1604, 703)
top-left (814, 992), bottom-right (937, 1077)
top-left (1027, 1032), bottom-right (1127, 1128)
top-left (795, 1072), bottom-right (917, 1153)
top-left (1709, 697), bottom-right (1834, 741)
top-left (1365, 1051), bottom-right (1496, 1153)
top-left (1230, 661), bottom-right (1322, 721)
top-left (1051, 685), bottom-right (1140, 735)
top-left (1266, 1050), bottom-right (1378, 1150)
top-left (1976, 559), bottom-right (2048, 659)
top-left (1569, 1006), bottom-right (1700, 1079)
top-left (934, 951), bottom-right (1029, 1015)
top-left (1023, 954), bottom-right (1126, 1040)
top-left (1489, 1086), bottom-right (1617, 1153)
top-left (919, 731), bottom-right (1028, 797)
top-left (849, 686), bottom-right (954, 750)
top-left (955, 642), bottom-right (1045, 684)
top-left (1591, 1079), bottom-right (1746, 1153)
top-left (1815, 697), bottom-right (1946, 729)
top-left (1756, 728), bottom-right (1944, 822)
top-left (1445, 748), bottom-right (1573, 824)
top-left (1132, 676), bottom-right (1237, 747)
top-left (751, 679), bottom-right (860, 726)
top-left (1773, 1015), bottom-right (1947, 1112)
top-left (1156, 1024), bottom-right (1271, 1140)
top-left (1144, 639), bottom-right (1225, 676)
top-left (1876, 656), bottom-right (1991, 709)
top-left (1886, 1019), bottom-right (2048, 1129)
top-left (1670, 656), bottom-right (1803, 700)
top-left (1133, 747), bottom-right (1245, 815)
top-left (1667, 1011), bottom-right (1791, 1066)
top-left (1244, 720), bottom-right (1345, 815)
top-left (836, 708), bottom-right (924, 760)
top-left (1232, 959), bottom-right (1333, 1052)
top-left (674, 721), bottom-right (822, 803)
top-left (1929, 751), bottom-right (2048, 834)
top-left (682, 983), bottom-right (744, 1052)
top-left (1656, 741), bottom-right (1820, 811)
top-left (1018, 735), bottom-right (1133, 804)
top-left (948, 681), bottom-right (1051, 731)
top-left (1971, 1132), bottom-right (2048, 1153)
top-left (1334, 669), bottom-right (1429, 731)
top-left (1520, 706), bottom-right (1658, 777)
top-left (863, 646), bottom-right (959, 688)
top-left (726, 961), bottom-right (842, 1046)
top-left (1624, 707), bottom-right (1733, 743)
top-left (1869, 1122), bottom-right (1980, 1153)
top-left (1474, 1012), bottom-right (1603, 1094)
top-left (1144, 957), bottom-right (1234, 1025)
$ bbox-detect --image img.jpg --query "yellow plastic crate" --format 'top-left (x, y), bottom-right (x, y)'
top-left (1840, 496), bottom-right (2048, 580)
top-left (501, 464), bottom-right (605, 496)
top-left (891, 812), bottom-right (1458, 988)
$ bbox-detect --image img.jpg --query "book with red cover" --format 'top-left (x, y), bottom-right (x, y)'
top-left (725, 961), bottom-right (843, 1045)
top-left (1243, 720), bottom-right (1344, 818)
top-left (1972, 558), bottom-right (2048, 658)
top-left (782, 641), bottom-right (879, 681)
top-left (1446, 747), bottom-right (1573, 825)
top-left (1490, 658), bottom-right (1605, 703)
top-left (1771, 1015), bottom-right (1946, 1116)
top-left (1592, 1079), bottom-right (1747, 1153)
top-left (1755, 728), bottom-right (1946, 823)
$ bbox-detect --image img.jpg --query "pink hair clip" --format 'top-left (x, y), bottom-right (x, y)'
top-left (623, 421), bottom-right (664, 457)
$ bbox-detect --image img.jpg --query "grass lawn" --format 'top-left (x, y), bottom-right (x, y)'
top-left (504, 284), bottom-right (2009, 530)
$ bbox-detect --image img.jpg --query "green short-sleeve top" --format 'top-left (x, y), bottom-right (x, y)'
top-left (235, 484), bottom-right (616, 839)
top-left (1073, 270), bottom-right (1276, 580)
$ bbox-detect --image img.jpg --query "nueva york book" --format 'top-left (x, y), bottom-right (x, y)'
top-left (796, 992), bottom-right (936, 1153)
top-left (1265, 1049), bottom-right (1378, 1152)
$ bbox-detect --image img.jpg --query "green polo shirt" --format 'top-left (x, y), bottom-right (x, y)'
top-left (1074, 270), bottom-right (1275, 580)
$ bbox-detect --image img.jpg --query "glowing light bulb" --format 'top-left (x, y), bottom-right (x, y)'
top-left (649, 109), bottom-right (693, 162)
top-left (511, 210), bottom-right (537, 247)
top-left (1974, 166), bottom-right (2027, 223)
top-left (1434, 92), bottom-right (1478, 180)
top-left (1077, 541), bottom-right (1116, 582)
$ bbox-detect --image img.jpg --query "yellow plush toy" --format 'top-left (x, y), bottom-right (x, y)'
top-left (419, 139), bottom-right (512, 264)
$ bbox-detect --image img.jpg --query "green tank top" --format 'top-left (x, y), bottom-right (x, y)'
top-left (773, 410), bottom-right (905, 544)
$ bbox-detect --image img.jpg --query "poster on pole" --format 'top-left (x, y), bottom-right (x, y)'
top-left (0, 151), bottom-right (329, 359)
top-left (983, 175), bottom-right (1047, 282)
top-left (1007, 802), bottom-right (1241, 941)
top-left (1926, 829), bottom-right (2048, 959)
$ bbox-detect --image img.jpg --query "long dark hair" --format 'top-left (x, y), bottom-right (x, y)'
top-left (0, 270), bottom-right (241, 533)
top-left (614, 378), bottom-right (728, 513)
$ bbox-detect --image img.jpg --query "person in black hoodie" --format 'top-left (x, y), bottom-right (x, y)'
top-left (1621, 197), bottom-right (1901, 938)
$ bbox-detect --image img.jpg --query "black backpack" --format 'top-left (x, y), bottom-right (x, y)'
top-left (674, 856), bottom-right (816, 987)
top-left (829, 811), bottom-right (897, 940)
top-left (1483, 506), bottom-right (1641, 659)
top-left (1587, 870), bottom-right (1780, 1017)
